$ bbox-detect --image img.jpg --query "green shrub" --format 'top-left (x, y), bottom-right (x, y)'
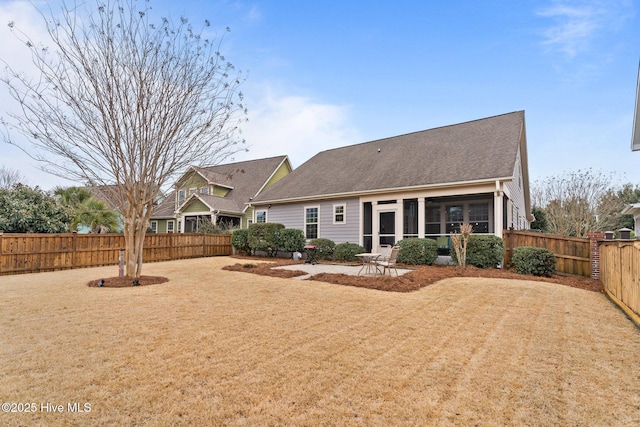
top-left (396, 238), bottom-right (438, 265)
top-left (309, 238), bottom-right (336, 260)
top-left (231, 228), bottom-right (250, 253)
top-left (511, 246), bottom-right (556, 277)
top-left (333, 242), bottom-right (365, 262)
top-left (247, 222), bottom-right (285, 257)
top-left (279, 228), bottom-right (306, 253)
top-left (450, 235), bottom-right (504, 268)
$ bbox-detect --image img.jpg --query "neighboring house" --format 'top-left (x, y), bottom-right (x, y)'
top-left (621, 203), bottom-right (640, 237)
top-left (250, 111), bottom-right (533, 254)
top-left (149, 155), bottom-right (292, 233)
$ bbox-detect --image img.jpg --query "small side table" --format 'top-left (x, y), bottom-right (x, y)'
top-left (355, 253), bottom-right (381, 276)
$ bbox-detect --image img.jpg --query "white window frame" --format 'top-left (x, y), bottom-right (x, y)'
top-left (255, 210), bottom-right (267, 223)
top-left (304, 205), bottom-right (320, 239)
top-left (150, 221), bottom-right (157, 233)
top-left (333, 204), bottom-right (346, 224)
top-left (188, 187), bottom-right (197, 196)
top-left (200, 187), bottom-right (209, 195)
top-left (167, 220), bottom-right (175, 233)
top-left (178, 189), bottom-right (186, 204)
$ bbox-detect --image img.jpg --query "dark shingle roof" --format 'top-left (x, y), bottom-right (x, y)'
top-left (253, 111), bottom-right (526, 203)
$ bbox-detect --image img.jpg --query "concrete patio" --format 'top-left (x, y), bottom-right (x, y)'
top-left (273, 262), bottom-right (412, 280)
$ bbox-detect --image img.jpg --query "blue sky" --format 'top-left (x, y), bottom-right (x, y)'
top-left (1, 0), bottom-right (639, 190)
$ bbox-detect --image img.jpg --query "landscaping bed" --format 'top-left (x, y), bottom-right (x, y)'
top-left (223, 256), bottom-right (604, 293)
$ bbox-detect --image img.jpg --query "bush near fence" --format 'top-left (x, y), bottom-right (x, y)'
top-left (0, 232), bottom-right (232, 275)
top-left (503, 229), bottom-right (591, 277)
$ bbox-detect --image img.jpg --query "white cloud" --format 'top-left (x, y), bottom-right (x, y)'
top-left (237, 85), bottom-right (361, 167)
top-left (537, 1), bottom-right (632, 57)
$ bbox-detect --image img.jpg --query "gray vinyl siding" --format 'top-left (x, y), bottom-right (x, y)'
top-left (504, 148), bottom-right (529, 230)
top-left (254, 198), bottom-right (360, 244)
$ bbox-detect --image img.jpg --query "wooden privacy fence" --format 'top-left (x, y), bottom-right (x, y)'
top-left (0, 232), bottom-right (232, 275)
top-left (502, 229), bottom-right (591, 277)
top-left (599, 240), bottom-right (640, 323)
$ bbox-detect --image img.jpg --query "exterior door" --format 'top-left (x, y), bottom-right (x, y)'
top-left (378, 210), bottom-right (396, 246)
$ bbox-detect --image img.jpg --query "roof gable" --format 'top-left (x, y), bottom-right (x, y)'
top-left (151, 155), bottom-right (290, 218)
top-left (253, 111), bottom-right (526, 203)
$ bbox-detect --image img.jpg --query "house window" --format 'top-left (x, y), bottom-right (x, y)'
top-left (150, 221), bottom-right (157, 233)
top-left (446, 205), bottom-right (464, 234)
top-left (178, 189), bottom-right (186, 203)
top-left (333, 204), bottom-right (346, 224)
top-left (189, 187), bottom-right (197, 196)
top-left (200, 187), bottom-right (209, 195)
top-left (469, 203), bottom-right (489, 233)
top-left (305, 206), bottom-right (319, 239)
top-left (167, 220), bottom-right (175, 233)
top-left (256, 211), bottom-right (267, 223)
top-left (425, 205), bottom-right (441, 235)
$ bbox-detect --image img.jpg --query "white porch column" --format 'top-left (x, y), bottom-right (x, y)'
top-left (494, 181), bottom-right (504, 238)
top-left (418, 197), bottom-right (426, 238)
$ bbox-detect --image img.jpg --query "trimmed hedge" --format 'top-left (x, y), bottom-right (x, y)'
top-left (231, 228), bottom-right (250, 253)
top-left (247, 222), bottom-right (285, 257)
top-left (333, 242), bottom-right (365, 262)
top-left (511, 246), bottom-right (556, 277)
top-left (308, 238), bottom-right (335, 260)
top-left (396, 238), bottom-right (438, 265)
top-left (450, 235), bottom-right (504, 268)
top-left (279, 228), bottom-right (306, 253)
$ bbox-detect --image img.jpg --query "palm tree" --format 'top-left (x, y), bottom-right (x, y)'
top-left (55, 186), bottom-right (120, 233)
top-left (71, 198), bottom-right (120, 233)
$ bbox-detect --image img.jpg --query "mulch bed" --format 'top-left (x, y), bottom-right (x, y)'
top-left (223, 257), bottom-right (604, 293)
top-left (87, 276), bottom-right (169, 288)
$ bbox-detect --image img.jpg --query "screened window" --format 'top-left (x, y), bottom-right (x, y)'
top-left (469, 203), bottom-right (489, 233)
top-left (305, 207), bottom-right (319, 239)
top-left (256, 211), bottom-right (267, 223)
top-left (425, 205), bottom-right (441, 235)
top-left (446, 205), bottom-right (464, 233)
top-left (403, 199), bottom-right (418, 238)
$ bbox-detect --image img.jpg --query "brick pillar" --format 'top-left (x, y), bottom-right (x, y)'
top-left (588, 231), bottom-right (605, 279)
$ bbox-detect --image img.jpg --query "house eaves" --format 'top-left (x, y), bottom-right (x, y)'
top-left (253, 176), bottom-right (514, 206)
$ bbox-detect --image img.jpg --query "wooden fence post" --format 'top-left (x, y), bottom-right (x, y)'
top-left (71, 231), bottom-right (77, 269)
top-left (0, 232), bottom-right (3, 274)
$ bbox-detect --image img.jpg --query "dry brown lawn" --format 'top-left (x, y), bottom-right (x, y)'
top-left (1, 256), bottom-right (640, 426)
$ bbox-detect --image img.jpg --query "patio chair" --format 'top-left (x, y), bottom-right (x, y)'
top-left (376, 244), bottom-right (393, 261)
top-left (376, 246), bottom-right (400, 276)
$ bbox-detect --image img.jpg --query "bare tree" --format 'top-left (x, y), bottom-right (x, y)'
top-left (0, 165), bottom-right (24, 189)
top-left (531, 169), bottom-right (624, 237)
top-left (1, 0), bottom-right (247, 277)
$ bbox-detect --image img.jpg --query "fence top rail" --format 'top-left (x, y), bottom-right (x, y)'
top-left (502, 229), bottom-right (590, 243)
top-left (599, 240), bottom-right (640, 248)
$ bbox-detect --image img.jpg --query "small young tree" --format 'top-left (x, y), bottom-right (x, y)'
top-left (1, 0), bottom-right (247, 277)
top-left (0, 166), bottom-right (24, 189)
top-left (450, 223), bottom-right (473, 267)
